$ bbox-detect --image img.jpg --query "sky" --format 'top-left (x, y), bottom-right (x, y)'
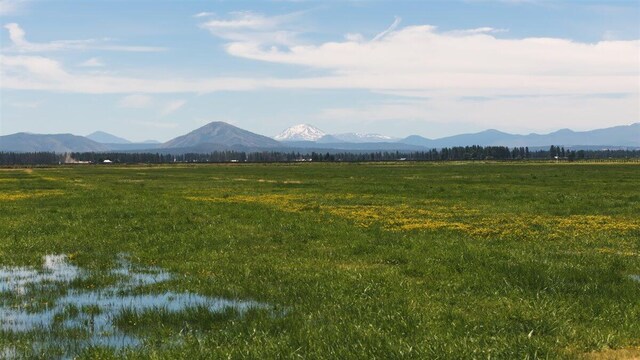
top-left (0, 0), bottom-right (638, 142)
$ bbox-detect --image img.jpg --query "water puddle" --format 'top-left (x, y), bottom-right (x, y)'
top-left (0, 254), bottom-right (270, 357)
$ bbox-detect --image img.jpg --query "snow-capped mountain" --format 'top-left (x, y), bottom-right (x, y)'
top-left (274, 124), bottom-right (326, 141)
top-left (319, 133), bottom-right (398, 143)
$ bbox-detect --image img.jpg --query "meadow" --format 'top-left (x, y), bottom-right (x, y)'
top-left (0, 162), bottom-right (638, 359)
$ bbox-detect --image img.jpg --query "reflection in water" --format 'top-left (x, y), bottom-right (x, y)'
top-left (0, 255), bottom-right (79, 294)
top-left (0, 254), bottom-right (268, 357)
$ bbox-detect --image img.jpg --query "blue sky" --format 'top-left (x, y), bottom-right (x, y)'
top-left (1, 0), bottom-right (638, 141)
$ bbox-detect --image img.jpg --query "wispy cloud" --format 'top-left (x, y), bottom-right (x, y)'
top-left (371, 16), bottom-right (401, 42)
top-left (3, 23), bottom-right (166, 53)
top-left (161, 100), bottom-right (186, 115)
top-left (199, 11), bottom-right (303, 46)
top-left (79, 57), bottom-right (104, 67)
top-left (202, 11), bottom-right (284, 31)
top-left (446, 27), bottom-right (508, 36)
top-left (193, 11), bottom-right (215, 18)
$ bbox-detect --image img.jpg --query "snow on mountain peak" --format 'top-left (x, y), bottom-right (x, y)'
top-left (274, 124), bottom-right (326, 141)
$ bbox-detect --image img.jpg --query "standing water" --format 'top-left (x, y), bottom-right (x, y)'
top-left (0, 254), bottom-right (272, 358)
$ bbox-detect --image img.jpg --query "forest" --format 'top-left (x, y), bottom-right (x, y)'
top-left (1, 146), bottom-right (639, 165)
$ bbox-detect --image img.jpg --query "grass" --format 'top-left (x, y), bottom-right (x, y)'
top-left (0, 162), bottom-right (638, 358)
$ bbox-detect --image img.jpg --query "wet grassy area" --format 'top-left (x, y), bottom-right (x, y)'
top-left (0, 254), bottom-right (272, 357)
top-left (0, 162), bottom-right (639, 358)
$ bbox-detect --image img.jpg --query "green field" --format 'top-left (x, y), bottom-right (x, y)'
top-left (1, 163), bottom-right (639, 359)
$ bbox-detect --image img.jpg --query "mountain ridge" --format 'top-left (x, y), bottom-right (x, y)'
top-left (0, 133), bottom-right (109, 152)
top-left (86, 131), bottom-right (131, 144)
top-left (401, 123), bottom-right (640, 148)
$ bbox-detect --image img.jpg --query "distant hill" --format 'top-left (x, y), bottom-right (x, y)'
top-left (0, 133), bottom-right (109, 152)
top-left (400, 123), bottom-right (640, 148)
top-left (86, 131), bottom-right (131, 144)
top-left (162, 121), bottom-right (281, 149)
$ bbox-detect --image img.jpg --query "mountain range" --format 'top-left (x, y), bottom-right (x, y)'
top-left (275, 124), bottom-right (397, 143)
top-left (0, 122), bottom-right (638, 153)
top-left (401, 125), bottom-right (640, 148)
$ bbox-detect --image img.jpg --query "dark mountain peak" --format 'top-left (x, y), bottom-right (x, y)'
top-left (404, 135), bottom-right (431, 141)
top-left (162, 121), bottom-right (281, 149)
top-left (190, 121), bottom-right (236, 134)
top-left (551, 128), bottom-right (574, 135)
top-left (399, 135), bottom-right (433, 147)
top-left (480, 129), bottom-right (504, 134)
top-left (87, 131), bottom-right (131, 144)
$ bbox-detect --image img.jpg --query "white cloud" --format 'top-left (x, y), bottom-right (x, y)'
top-left (5, 22), bottom-right (27, 46)
top-left (200, 11), bottom-right (302, 46)
top-left (118, 94), bottom-right (153, 108)
top-left (193, 12), bottom-right (215, 18)
top-left (2, 23), bottom-right (166, 52)
top-left (79, 57), bottom-right (104, 67)
top-left (203, 11), bottom-right (283, 31)
top-left (221, 23), bottom-right (639, 97)
top-left (161, 100), bottom-right (186, 115)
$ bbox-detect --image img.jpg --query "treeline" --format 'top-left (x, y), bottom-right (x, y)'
top-left (1, 146), bottom-right (639, 165)
top-left (0, 152), bottom-right (65, 165)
